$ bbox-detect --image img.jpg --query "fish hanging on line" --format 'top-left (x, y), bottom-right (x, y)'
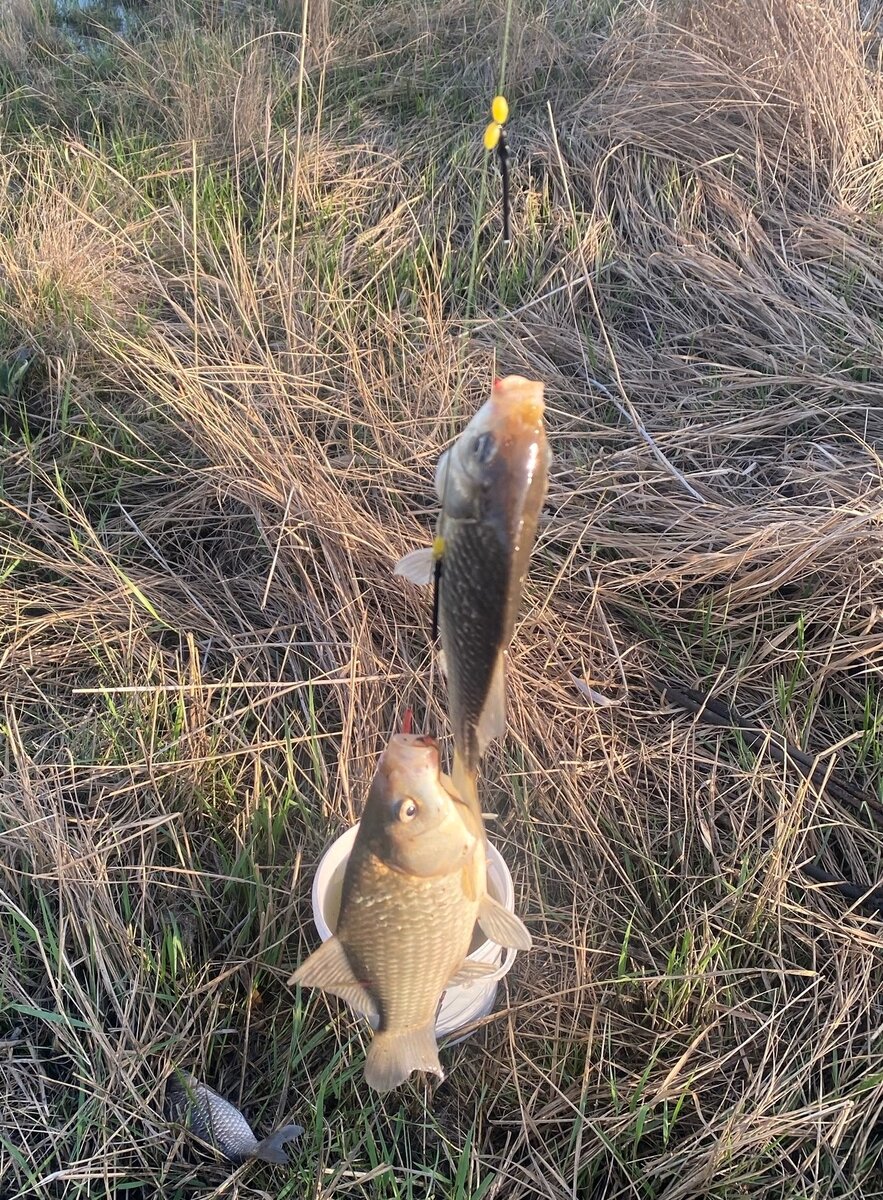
top-left (288, 732), bottom-right (530, 1093)
top-left (395, 374), bottom-right (550, 830)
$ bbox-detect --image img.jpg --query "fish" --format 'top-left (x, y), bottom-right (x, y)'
top-left (395, 375), bottom-right (550, 817)
top-left (165, 1070), bottom-right (303, 1164)
top-left (287, 733), bottom-right (530, 1093)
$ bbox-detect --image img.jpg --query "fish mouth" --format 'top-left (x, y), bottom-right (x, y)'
top-left (400, 733), bottom-right (438, 750)
top-left (491, 376), bottom-right (545, 429)
top-left (380, 733), bottom-right (441, 783)
top-left (384, 732), bottom-right (439, 760)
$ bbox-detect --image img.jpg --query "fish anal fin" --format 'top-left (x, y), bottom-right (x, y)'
top-left (288, 936), bottom-right (378, 1019)
top-left (477, 894), bottom-right (532, 951)
top-left (364, 1022), bottom-right (442, 1093)
top-left (447, 959), bottom-right (497, 988)
top-left (394, 547), bottom-right (435, 586)
top-left (476, 652), bottom-right (506, 756)
top-left (250, 1124), bottom-right (305, 1164)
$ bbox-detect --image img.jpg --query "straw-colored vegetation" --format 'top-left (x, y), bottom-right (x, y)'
top-left (2, 0), bottom-right (883, 1195)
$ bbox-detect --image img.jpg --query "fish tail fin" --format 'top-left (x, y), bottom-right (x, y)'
top-left (250, 1124), bottom-right (305, 1164)
top-left (364, 1022), bottom-right (442, 1093)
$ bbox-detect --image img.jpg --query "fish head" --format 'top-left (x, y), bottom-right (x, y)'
top-left (435, 376), bottom-right (547, 523)
top-left (360, 734), bottom-right (477, 878)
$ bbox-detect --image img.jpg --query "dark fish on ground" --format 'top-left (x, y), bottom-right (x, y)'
top-left (395, 374), bottom-right (550, 816)
top-left (288, 733), bottom-right (530, 1093)
top-left (165, 1070), bottom-right (303, 1164)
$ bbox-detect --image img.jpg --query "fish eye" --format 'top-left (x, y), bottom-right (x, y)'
top-left (471, 432), bottom-right (496, 464)
top-left (395, 798), bottom-right (419, 823)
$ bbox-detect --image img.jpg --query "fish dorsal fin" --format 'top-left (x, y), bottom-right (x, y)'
top-left (476, 652), bottom-right (507, 756)
top-left (288, 937), bottom-right (378, 1019)
top-left (250, 1124), bottom-right (305, 1164)
top-left (477, 894), bottom-right (532, 951)
top-left (447, 959), bottom-right (497, 988)
top-left (394, 546), bottom-right (435, 586)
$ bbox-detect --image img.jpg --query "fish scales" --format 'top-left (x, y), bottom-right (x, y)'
top-left (339, 851), bottom-right (477, 1029)
top-left (440, 516), bottom-right (510, 765)
top-left (193, 1095), bottom-right (256, 1152)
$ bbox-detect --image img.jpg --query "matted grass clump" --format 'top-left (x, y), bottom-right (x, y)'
top-left (2, 0), bottom-right (882, 1196)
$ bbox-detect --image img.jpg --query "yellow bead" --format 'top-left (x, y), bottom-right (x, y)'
top-left (483, 122), bottom-right (501, 150)
top-left (491, 95), bottom-right (509, 124)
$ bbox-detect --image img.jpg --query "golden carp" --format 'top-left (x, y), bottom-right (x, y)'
top-left (395, 375), bottom-right (550, 816)
top-left (288, 733), bottom-right (530, 1093)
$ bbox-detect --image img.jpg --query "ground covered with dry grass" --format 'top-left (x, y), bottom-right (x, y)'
top-left (2, 0), bottom-right (883, 1196)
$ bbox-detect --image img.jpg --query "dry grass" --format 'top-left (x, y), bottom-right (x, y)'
top-left (0, 0), bottom-right (53, 73)
top-left (2, 0), bottom-right (883, 1196)
top-left (0, 148), bottom-right (150, 346)
top-left (113, 16), bottom-right (283, 161)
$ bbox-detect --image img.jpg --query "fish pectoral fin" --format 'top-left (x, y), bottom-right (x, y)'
top-left (476, 652), bottom-right (507, 756)
top-left (477, 894), bottom-right (532, 951)
top-left (250, 1124), bottom-right (305, 1164)
top-left (364, 1021), bottom-right (443, 1093)
top-left (394, 546), bottom-right (435, 586)
top-left (288, 937), bottom-right (379, 1019)
top-left (447, 959), bottom-right (498, 988)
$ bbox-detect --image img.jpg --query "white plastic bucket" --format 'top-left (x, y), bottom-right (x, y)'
top-left (310, 823), bottom-right (520, 1044)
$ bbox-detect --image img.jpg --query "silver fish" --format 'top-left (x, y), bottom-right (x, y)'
top-left (395, 374), bottom-right (550, 841)
top-left (165, 1071), bottom-right (303, 1164)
